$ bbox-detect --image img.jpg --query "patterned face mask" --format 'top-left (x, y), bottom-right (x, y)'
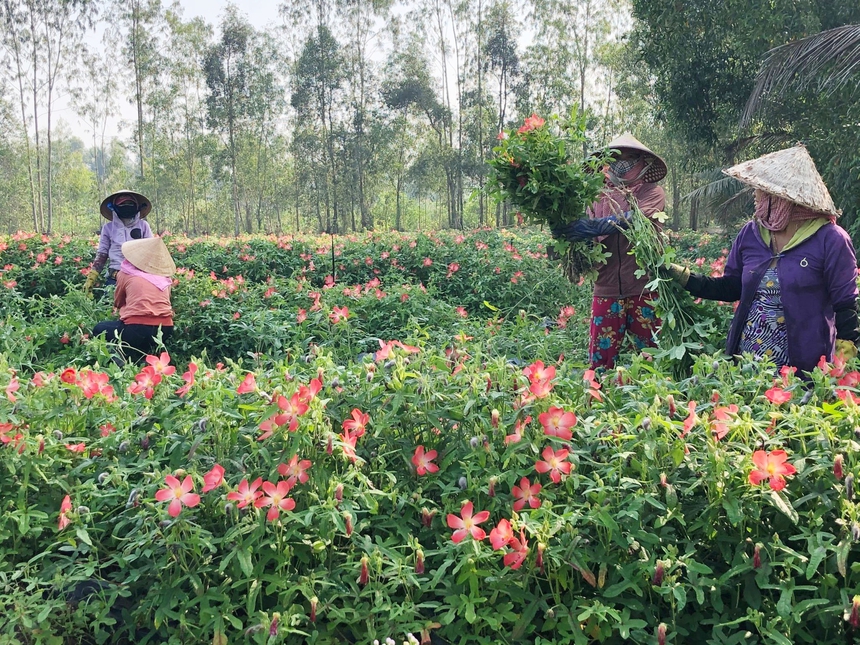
top-left (609, 157), bottom-right (640, 177)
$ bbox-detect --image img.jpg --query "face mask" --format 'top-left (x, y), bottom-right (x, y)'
top-left (609, 157), bottom-right (639, 177)
top-left (113, 201), bottom-right (138, 220)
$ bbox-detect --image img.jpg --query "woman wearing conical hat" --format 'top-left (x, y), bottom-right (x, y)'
top-left (552, 134), bottom-right (668, 370)
top-left (84, 189), bottom-right (154, 292)
top-left (668, 144), bottom-right (858, 374)
top-left (92, 236), bottom-right (176, 364)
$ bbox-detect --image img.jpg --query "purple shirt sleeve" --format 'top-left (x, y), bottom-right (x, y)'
top-left (824, 225), bottom-right (858, 310)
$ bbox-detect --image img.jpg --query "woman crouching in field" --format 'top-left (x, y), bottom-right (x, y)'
top-left (93, 237), bottom-right (176, 365)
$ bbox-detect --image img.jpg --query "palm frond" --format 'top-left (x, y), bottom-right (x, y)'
top-left (723, 132), bottom-right (793, 160)
top-left (685, 173), bottom-right (752, 225)
top-left (742, 24), bottom-right (860, 126)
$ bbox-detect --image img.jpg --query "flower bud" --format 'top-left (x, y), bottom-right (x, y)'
top-left (98, 472), bottom-right (109, 485)
top-left (37, 436), bottom-right (45, 455)
top-left (652, 560), bottom-right (665, 586)
top-left (800, 390), bottom-right (813, 405)
top-left (470, 436), bottom-right (479, 449)
top-left (666, 394), bottom-right (676, 417)
top-left (125, 488), bottom-right (140, 509)
top-left (118, 440), bottom-right (130, 453)
top-left (53, 430), bottom-right (63, 441)
top-left (415, 548), bottom-right (425, 574)
top-left (659, 473), bottom-right (668, 488)
top-left (224, 503), bottom-right (234, 515)
top-left (76, 506), bottom-right (90, 515)
top-left (657, 623), bottom-right (667, 645)
top-left (536, 543), bottom-right (545, 574)
top-left (711, 390), bottom-right (720, 403)
top-left (488, 477), bottom-right (496, 497)
top-left (421, 507), bottom-right (436, 528)
top-left (159, 519), bottom-right (172, 529)
top-left (359, 555), bottom-right (369, 586)
top-left (269, 613), bottom-right (280, 637)
top-left (852, 522), bottom-right (860, 542)
top-left (458, 476), bottom-right (468, 490)
top-left (140, 435), bottom-right (150, 450)
top-left (344, 512), bottom-right (353, 537)
top-left (641, 416), bottom-right (651, 431)
top-left (384, 360), bottom-right (396, 370)
top-left (835, 454), bottom-right (845, 480)
top-left (491, 409), bottom-right (500, 428)
top-left (486, 377), bottom-right (492, 394)
top-left (310, 597), bottom-right (318, 623)
top-left (847, 473), bottom-right (855, 501)
top-left (326, 435), bottom-right (333, 455)
top-left (850, 596), bottom-right (860, 629)
top-left (753, 543), bottom-right (762, 569)
top-left (335, 483), bottom-right (343, 502)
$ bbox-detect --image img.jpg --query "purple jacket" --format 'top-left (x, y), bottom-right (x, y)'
top-left (96, 214), bottom-right (153, 271)
top-left (690, 221), bottom-right (857, 374)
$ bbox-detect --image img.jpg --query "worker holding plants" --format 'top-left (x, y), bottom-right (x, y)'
top-left (92, 236), bottom-right (175, 364)
top-left (551, 134), bottom-right (668, 370)
top-left (83, 190), bottom-right (153, 293)
top-left (666, 144), bottom-right (859, 375)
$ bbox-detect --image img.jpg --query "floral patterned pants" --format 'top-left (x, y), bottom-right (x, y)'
top-left (589, 294), bottom-right (660, 370)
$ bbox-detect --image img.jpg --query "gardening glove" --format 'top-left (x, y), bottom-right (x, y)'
top-left (664, 263), bottom-right (690, 287)
top-left (83, 271), bottom-right (99, 294)
top-left (550, 211), bottom-right (632, 242)
top-left (835, 339), bottom-right (858, 361)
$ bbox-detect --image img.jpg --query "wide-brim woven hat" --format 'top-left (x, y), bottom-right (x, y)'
top-left (99, 189), bottom-right (152, 220)
top-left (593, 133), bottom-right (668, 183)
top-left (723, 143), bottom-right (840, 217)
top-left (121, 237), bottom-right (176, 277)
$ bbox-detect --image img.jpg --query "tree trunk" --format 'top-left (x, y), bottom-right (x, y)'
top-left (29, 5), bottom-right (44, 232)
top-left (132, 0), bottom-right (145, 179)
top-left (671, 167), bottom-right (680, 230)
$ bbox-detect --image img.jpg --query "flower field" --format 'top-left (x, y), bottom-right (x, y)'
top-left (3, 228), bottom-right (860, 645)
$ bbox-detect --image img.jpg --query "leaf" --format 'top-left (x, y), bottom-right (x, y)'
top-left (75, 527), bottom-right (93, 547)
top-left (806, 545), bottom-right (826, 579)
top-left (836, 538), bottom-right (850, 578)
top-left (765, 490), bottom-right (799, 523)
top-left (237, 548), bottom-right (253, 578)
top-left (482, 300), bottom-right (499, 312)
top-left (212, 631), bottom-right (227, 645)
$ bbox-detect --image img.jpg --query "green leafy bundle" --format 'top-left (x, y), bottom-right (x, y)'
top-left (487, 111), bottom-right (612, 279)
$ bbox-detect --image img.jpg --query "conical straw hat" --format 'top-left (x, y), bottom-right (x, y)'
top-left (723, 144), bottom-right (840, 217)
top-left (121, 237), bottom-right (176, 277)
top-left (594, 134), bottom-right (668, 183)
top-left (99, 189), bottom-right (152, 220)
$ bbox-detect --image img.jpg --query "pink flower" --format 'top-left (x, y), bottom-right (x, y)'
top-left (58, 495), bottom-right (72, 531)
top-left (342, 409), bottom-right (369, 437)
top-left (297, 308), bottom-right (307, 323)
top-left (329, 306), bottom-right (350, 324)
top-left (711, 404), bottom-right (739, 441)
top-left (254, 480), bottom-right (296, 522)
top-left (538, 407), bottom-right (577, 441)
top-left (146, 352), bottom-right (176, 376)
top-left (534, 446), bottom-right (571, 483)
top-left (65, 443), bottom-right (86, 453)
top-left (412, 445), bottom-right (439, 476)
top-left (226, 477), bottom-right (263, 508)
top-left (175, 362), bottom-right (197, 397)
top-left (489, 518), bottom-right (514, 550)
top-left (517, 113), bottom-right (545, 134)
top-left (583, 369), bottom-right (603, 401)
top-left (748, 450), bottom-right (797, 492)
top-left (765, 386), bottom-right (792, 405)
top-left (512, 477), bottom-right (541, 512)
top-left (503, 530), bottom-right (529, 569)
top-left (237, 373), bottom-right (256, 394)
top-left (277, 454), bottom-right (312, 484)
top-left (446, 501), bottom-right (490, 543)
top-left (127, 366), bottom-right (162, 399)
top-left (99, 423), bottom-right (116, 438)
top-left (681, 401), bottom-right (698, 436)
top-left (523, 360), bottom-right (555, 383)
top-left (202, 464), bottom-right (225, 493)
top-left (5, 377), bottom-right (19, 403)
top-left (154, 475), bottom-right (201, 518)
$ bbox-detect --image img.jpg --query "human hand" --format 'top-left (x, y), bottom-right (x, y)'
top-left (835, 339), bottom-right (858, 361)
top-left (664, 263), bottom-right (690, 287)
top-left (83, 271), bottom-right (99, 294)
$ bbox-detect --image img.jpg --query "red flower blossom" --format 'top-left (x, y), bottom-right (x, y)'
top-left (749, 450), bottom-right (797, 492)
top-left (329, 305), bottom-right (350, 324)
top-left (297, 308), bottom-right (307, 323)
top-left (503, 530), bottom-right (529, 569)
top-left (175, 362), bottom-right (197, 397)
top-left (446, 501), bottom-right (490, 543)
top-left (226, 477), bottom-right (263, 508)
top-left (100, 423), bottom-right (116, 437)
top-left (342, 409), bottom-right (369, 437)
top-left (202, 464), bottom-right (225, 493)
top-left (65, 442), bottom-right (86, 453)
top-left (5, 377), bottom-right (19, 403)
top-left (58, 495), bottom-right (72, 531)
top-left (711, 404), bottom-right (739, 441)
top-left (489, 518), bottom-right (514, 550)
top-left (512, 477), bottom-right (541, 512)
top-left (765, 386), bottom-right (792, 405)
top-left (535, 446), bottom-right (571, 483)
top-left (505, 414), bottom-right (532, 444)
top-left (583, 369), bottom-right (603, 401)
top-left (523, 360), bottom-right (555, 383)
top-left (127, 366), bottom-right (162, 399)
top-left (277, 454), bottom-right (312, 484)
top-left (254, 480), bottom-right (296, 522)
top-left (155, 475), bottom-right (201, 517)
top-left (412, 445), bottom-right (439, 476)
top-left (517, 113), bottom-right (545, 134)
top-left (60, 367), bottom-right (78, 384)
top-left (237, 372), bottom-right (256, 394)
top-left (538, 407), bottom-right (576, 441)
top-left (681, 401), bottom-right (698, 436)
